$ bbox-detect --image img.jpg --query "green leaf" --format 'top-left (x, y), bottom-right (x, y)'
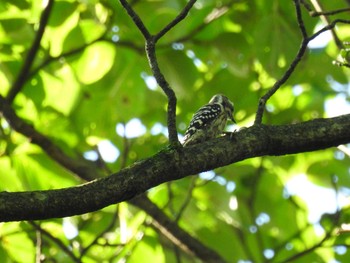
top-left (73, 42), bottom-right (116, 84)
top-left (1, 223), bottom-right (35, 263)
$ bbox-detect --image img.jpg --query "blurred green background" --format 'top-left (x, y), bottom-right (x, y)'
top-left (1, 0), bottom-right (350, 262)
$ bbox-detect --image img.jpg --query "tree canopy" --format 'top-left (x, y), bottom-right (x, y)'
top-left (1, 0), bottom-right (350, 262)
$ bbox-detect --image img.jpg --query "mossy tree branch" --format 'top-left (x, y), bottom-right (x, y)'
top-left (1, 113), bottom-right (349, 222)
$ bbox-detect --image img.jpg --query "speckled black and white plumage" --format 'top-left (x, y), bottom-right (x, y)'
top-left (182, 94), bottom-right (235, 146)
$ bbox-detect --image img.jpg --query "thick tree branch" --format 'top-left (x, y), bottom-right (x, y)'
top-left (1, 114), bottom-right (349, 222)
top-left (6, 0), bottom-right (54, 103)
top-left (0, 93), bottom-right (223, 260)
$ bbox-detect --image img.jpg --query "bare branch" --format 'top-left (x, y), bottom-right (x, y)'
top-left (255, 0), bottom-right (350, 125)
top-left (174, 177), bottom-right (197, 222)
top-left (310, 7), bottom-right (350, 17)
top-left (118, 0), bottom-right (151, 39)
top-left (308, 0), bottom-right (343, 49)
top-left (295, 0), bottom-right (309, 39)
top-left (155, 0), bottom-right (197, 41)
top-left (158, 1), bottom-right (234, 46)
top-left (299, 0), bottom-right (350, 17)
top-left (145, 38), bottom-right (179, 145)
top-left (308, 19), bottom-right (350, 41)
top-left (254, 1), bottom-right (350, 125)
top-left (118, 0), bottom-right (182, 146)
top-left (255, 0), bottom-right (308, 124)
top-left (6, 0), bottom-right (54, 103)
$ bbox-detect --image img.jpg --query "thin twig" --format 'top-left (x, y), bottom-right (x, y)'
top-left (272, 223), bottom-right (312, 259)
top-left (27, 37), bottom-right (143, 85)
top-left (158, 1), bottom-right (235, 47)
top-left (309, 0), bottom-right (343, 49)
top-left (35, 229), bottom-right (42, 263)
top-left (295, 0), bottom-right (309, 39)
top-left (277, 233), bottom-right (331, 263)
top-left (165, 182), bottom-right (176, 214)
top-left (254, 1), bottom-right (350, 125)
top-left (28, 36), bottom-right (106, 79)
top-left (119, 0), bottom-right (150, 39)
top-left (246, 159), bottom-right (265, 262)
top-left (255, 0), bottom-right (350, 124)
top-left (308, 19), bottom-right (350, 41)
top-left (145, 39), bottom-right (179, 145)
top-left (6, 0), bottom-right (54, 103)
top-left (154, 0), bottom-right (197, 41)
top-left (299, 0), bottom-right (313, 11)
top-left (119, 0), bottom-right (200, 146)
top-left (255, 0), bottom-right (309, 124)
top-left (29, 221), bottom-right (82, 263)
top-left (274, 184), bottom-right (341, 263)
top-left (174, 177), bottom-right (197, 222)
top-left (80, 207), bottom-right (119, 257)
top-left (148, 0), bottom-right (198, 145)
top-left (310, 7), bottom-right (350, 17)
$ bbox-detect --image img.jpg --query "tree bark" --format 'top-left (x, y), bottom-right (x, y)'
top-left (1, 114), bottom-right (349, 222)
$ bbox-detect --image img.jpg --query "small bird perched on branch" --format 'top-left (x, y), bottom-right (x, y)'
top-left (182, 94), bottom-right (235, 146)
